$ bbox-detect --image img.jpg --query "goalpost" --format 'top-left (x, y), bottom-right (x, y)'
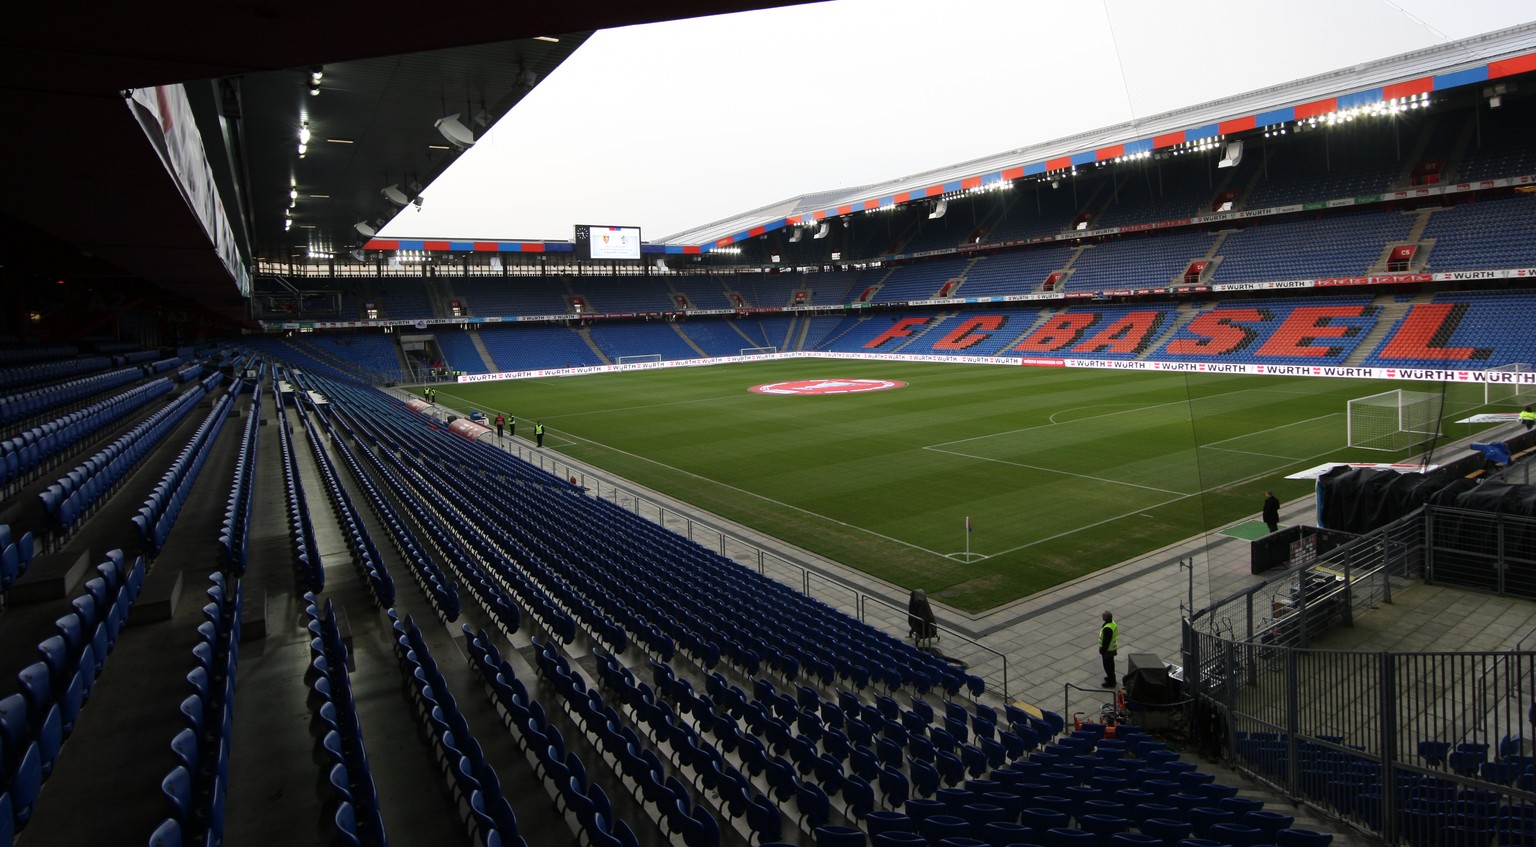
top-left (740, 346), bottom-right (778, 356)
top-left (1347, 389), bottom-right (1443, 451)
top-left (1484, 362), bottom-right (1536, 406)
top-left (616, 354), bottom-right (663, 365)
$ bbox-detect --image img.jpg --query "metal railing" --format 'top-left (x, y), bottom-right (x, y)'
top-left (1426, 505), bottom-right (1536, 599)
top-left (1187, 504), bottom-right (1536, 844)
top-left (501, 437), bottom-right (1012, 700)
top-left (1189, 509), bottom-right (1424, 651)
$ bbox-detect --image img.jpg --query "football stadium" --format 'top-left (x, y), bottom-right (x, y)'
top-left (4, 4), bottom-right (1536, 847)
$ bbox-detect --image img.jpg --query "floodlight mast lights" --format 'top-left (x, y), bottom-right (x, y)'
top-left (382, 184), bottom-right (410, 207)
top-left (435, 113), bottom-right (475, 148)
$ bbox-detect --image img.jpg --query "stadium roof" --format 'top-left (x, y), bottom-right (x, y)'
top-left (660, 21), bottom-right (1536, 250)
top-left (0, 0), bottom-right (820, 323)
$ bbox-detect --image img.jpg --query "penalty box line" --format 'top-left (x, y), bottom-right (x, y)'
top-left (546, 430), bottom-right (954, 560)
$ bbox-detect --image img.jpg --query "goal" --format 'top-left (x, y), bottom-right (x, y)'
top-left (1484, 362), bottom-right (1536, 406)
top-left (740, 346), bottom-right (778, 356)
top-left (616, 354), bottom-right (662, 365)
top-left (1347, 389), bottom-right (1442, 452)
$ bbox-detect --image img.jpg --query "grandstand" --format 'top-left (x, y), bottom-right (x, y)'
top-left (5, 11), bottom-right (1536, 847)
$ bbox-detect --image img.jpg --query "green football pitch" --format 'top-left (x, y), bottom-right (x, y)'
top-left (435, 360), bottom-right (1501, 613)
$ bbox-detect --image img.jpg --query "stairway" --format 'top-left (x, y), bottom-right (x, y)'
top-left (948, 257), bottom-right (984, 296)
top-left (1136, 302), bottom-right (1207, 360)
top-left (1173, 233), bottom-right (1233, 287)
top-left (1367, 209), bottom-right (1441, 273)
top-left (669, 323), bottom-right (708, 357)
top-left (575, 326), bottom-right (611, 364)
top-left (1233, 146), bottom-right (1274, 210)
top-left (468, 331), bottom-right (499, 372)
top-left (391, 335), bottom-right (412, 379)
top-left (996, 307), bottom-right (1066, 351)
top-left (1342, 294), bottom-right (1429, 366)
top-left (794, 315), bottom-right (814, 351)
top-left (1392, 117), bottom-right (1440, 189)
top-left (423, 277), bottom-right (448, 318)
top-left (1440, 109), bottom-right (1480, 182)
top-left (891, 313), bottom-right (953, 352)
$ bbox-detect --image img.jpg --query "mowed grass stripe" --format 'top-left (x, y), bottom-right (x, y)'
top-left (440, 361), bottom-right (1500, 612)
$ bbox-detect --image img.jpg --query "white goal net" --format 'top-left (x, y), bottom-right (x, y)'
top-left (1348, 389), bottom-right (1442, 451)
top-left (1484, 363), bottom-right (1536, 406)
top-left (740, 346), bottom-right (778, 356)
top-left (616, 354), bottom-right (662, 365)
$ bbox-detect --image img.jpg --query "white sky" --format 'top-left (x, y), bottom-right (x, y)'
top-left (380, 0), bottom-right (1535, 244)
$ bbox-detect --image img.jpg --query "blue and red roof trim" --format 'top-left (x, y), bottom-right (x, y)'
top-left (366, 49), bottom-right (1536, 257)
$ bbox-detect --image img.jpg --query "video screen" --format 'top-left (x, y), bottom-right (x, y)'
top-left (574, 224), bottom-right (641, 260)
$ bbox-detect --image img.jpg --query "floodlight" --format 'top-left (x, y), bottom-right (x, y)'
top-left (382, 184), bottom-right (410, 206)
top-left (355, 221), bottom-right (377, 237)
top-left (434, 113), bottom-right (476, 148)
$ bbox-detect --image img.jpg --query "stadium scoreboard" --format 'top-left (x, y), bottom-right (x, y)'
top-left (573, 224), bottom-right (641, 261)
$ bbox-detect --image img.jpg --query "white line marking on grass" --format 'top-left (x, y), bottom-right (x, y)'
top-left (540, 394), bottom-right (752, 420)
top-left (1197, 412), bottom-right (1343, 449)
top-left (1200, 446), bottom-right (1307, 461)
top-left (927, 386), bottom-right (1280, 449)
top-left (1048, 404), bottom-right (1144, 424)
top-left (980, 439), bottom-right (1352, 559)
top-left (555, 431), bottom-right (953, 559)
top-left (924, 446), bottom-right (1193, 496)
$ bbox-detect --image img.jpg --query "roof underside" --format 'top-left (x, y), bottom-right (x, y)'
top-left (0, 0), bottom-right (823, 323)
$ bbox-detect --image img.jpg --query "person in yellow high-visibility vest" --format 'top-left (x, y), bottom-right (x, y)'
top-left (1522, 405), bottom-right (1535, 432)
top-left (535, 421), bottom-right (545, 448)
top-left (1099, 610), bottom-right (1119, 688)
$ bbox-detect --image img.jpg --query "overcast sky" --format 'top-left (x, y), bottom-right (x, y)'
top-left (379, 0), bottom-right (1534, 244)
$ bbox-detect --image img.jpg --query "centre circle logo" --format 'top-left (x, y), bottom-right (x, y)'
top-left (749, 379), bottom-right (908, 396)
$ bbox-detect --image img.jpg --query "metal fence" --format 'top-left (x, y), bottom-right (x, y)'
top-left (1188, 509), bottom-right (1425, 651)
top-left (1187, 505), bottom-right (1536, 844)
top-left (501, 438), bottom-right (1013, 700)
top-left (1426, 506), bottom-right (1536, 599)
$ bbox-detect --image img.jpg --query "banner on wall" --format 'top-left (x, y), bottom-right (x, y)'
top-left (129, 85), bottom-right (249, 295)
top-left (449, 350), bottom-right (1536, 387)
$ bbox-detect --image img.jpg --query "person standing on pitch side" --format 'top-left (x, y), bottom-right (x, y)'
top-left (1262, 489), bottom-right (1281, 534)
top-left (535, 421), bottom-right (545, 448)
top-left (1099, 610), bottom-right (1119, 688)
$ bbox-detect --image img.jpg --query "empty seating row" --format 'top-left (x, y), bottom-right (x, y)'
top-left (174, 362), bottom-right (205, 384)
top-left (144, 357), bottom-right (184, 377)
top-left (584, 646), bottom-right (784, 844)
top-left (284, 375), bottom-right (521, 636)
top-left (296, 595), bottom-right (388, 847)
top-left (153, 573), bottom-right (242, 847)
top-left (4, 376), bottom-right (176, 495)
top-left (218, 386), bottom-right (260, 575)
top-left (40, 376), bottom-right (215, 540)
top-left (292, 394), bottom-right (395, 608)
top-left (0, 345), bottom-right (81, 367)
top-left (274, 380), bottom-right (324, 593)
top-left (0, 365), bottom-right (143, 428)
top-left (464, 627), bottom-right (647, 847)
top-left (0, 524), bottom-right (36, 594)
top-left (130, 391), bottom-right (234, 556)
top-left (0, 356), bottom-right (112, 392)
top-left (3, 551), bottom-right (144, 834)
top-left (315, 402), bottom-right (460, 620)
top-left (1236, 730), bottom-right (1536, 844)
top-left (301, 369), bottom-right (971, 698)
top-left (391, 613), bottom-right (524, 846)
